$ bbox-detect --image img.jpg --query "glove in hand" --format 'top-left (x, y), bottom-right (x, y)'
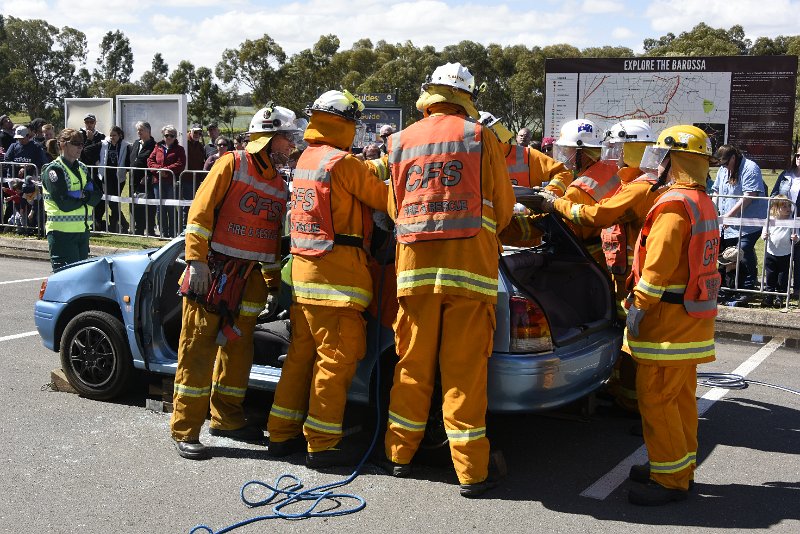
top-left (84, 180), bottom-right (94, 192)
top-left (626, 305), bottom-right (646, 338)
top-left (188, 261), bottom-right (211, 297)
top-left (529, 191), bottom-right (558, 213)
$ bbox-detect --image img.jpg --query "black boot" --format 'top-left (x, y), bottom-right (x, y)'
top-left (629, 480), bottom-right (688, 506)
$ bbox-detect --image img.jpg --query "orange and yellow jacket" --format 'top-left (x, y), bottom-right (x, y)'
top-left (290, 112), bottom-right (389, 311)
top-left (387, 103), bottom-right (515, 304)
top-left (184, 150), bottom-right (284, 289)
top-left (623, 182), bottom-right (716, 367)
top-left (502, 143), bottom-right (572, 196)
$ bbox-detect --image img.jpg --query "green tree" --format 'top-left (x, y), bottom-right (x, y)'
top-left (643, 23), bottom-right (751, 56)
top-left (0, 16), bottom-right (12, 111)
top-left (0, 16), bottom-right (87, 121)
top-left (275, 35), bottom-right (345, 113)
top-left (94, 30), bottom-right (134, 83)
top-left (216, 34), bottom-right (286, 106)
top-left (138, 53), bottom-right (169, 93)
top-left (188, 67), bottom-right (236, 130)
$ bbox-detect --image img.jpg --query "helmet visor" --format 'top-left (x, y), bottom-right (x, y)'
top-left (600, 142), bottom-right (624, 164)
top-left (553, 145), bottom-right (578, 170)
top-left (639, 146), bottom-right (670, 175)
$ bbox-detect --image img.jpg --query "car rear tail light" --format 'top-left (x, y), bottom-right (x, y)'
top-left (509, 295), bottom-right (553, 353)
top-left (39, 279), bottom-right (48, 300)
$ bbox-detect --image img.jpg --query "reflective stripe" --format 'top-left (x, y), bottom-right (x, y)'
top-left (397, 267), bottom-right (498, 296)
top-left (292, 149), bottom-right (341, 183)
top-left (635, 277), bottom-right (665, 298)
top-left (387, 410), bottom-right (427, 432)
top-left (239, 299), bottom-right (266, 317)
top-left (650, 452), bottom-right (697, 474)
top-left (517, 215), bottom-right (532, 240)
top-left (388, 134), bottom-right (482, 165)
top-left (624, 335), bottom-right (716, 361)
top-left (397, 216), bottom-right (483, 236)
top-left (174, 383), bottom-right (211, 398)
top-left (47, 215), bottom-right (87, 222)
top-left (292, 281), bottom-right (372, 307)
top-left (209, 241), bottom-right (277, 263)
top-left (548, 177), bottom-right (567, 196)
top-left (569, 204), bottom-right (582, 225)
top-left (185, 223), bottom-right (212, 239)
top-left (269, 404), bottom-right (305, 422)
top-left (212, 381), bottom-right (246, 398)
top-left (304, 415), bottom-right (342, 435)
top-left (481, 215), bottom-right (496, 233)
top-left (230, 155), bottom-right (287, 199)
top-left (445, 426), bottom-right (486, 442)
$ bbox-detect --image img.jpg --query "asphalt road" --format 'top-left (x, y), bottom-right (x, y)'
top-left (1, 256), bottom-right (798, 534)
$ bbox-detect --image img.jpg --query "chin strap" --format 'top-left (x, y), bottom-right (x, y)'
top-left (650, 159), bottom-right (671, 192)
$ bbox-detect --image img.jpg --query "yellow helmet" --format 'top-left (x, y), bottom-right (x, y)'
top-left (639, 124), bottom-right (712, 174)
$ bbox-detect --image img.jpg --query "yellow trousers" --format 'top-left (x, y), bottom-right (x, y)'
top-left (267, 304), bottom-right (366, 452)
top-left (637, 364), bottom-right (698, 490)
top-left (170, 270), bottom-right (267, 442)
top-left (385, 294), bottom-right (495, 485)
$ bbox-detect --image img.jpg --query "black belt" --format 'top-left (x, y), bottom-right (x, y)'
top-left (334, 234), bottom-right (364, 248)
top-left (660, 291), bottom-right (684, 304)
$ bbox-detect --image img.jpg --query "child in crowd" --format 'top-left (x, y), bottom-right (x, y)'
top-left (761, 195), bottom-right (799, 307)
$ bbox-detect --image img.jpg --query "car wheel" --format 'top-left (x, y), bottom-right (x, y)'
top-left (59, 311), bottom-right (132, 400)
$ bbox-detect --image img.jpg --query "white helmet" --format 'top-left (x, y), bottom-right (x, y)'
top-left (601, 119), bottom-right (654, 163)
top-left (478, 111), bottom-right (513, 143)
top-left (305, 89), bottom-right (364, 122)
top-left (248, 104), bottom-right (300, 136)
top-left (423, 62), bottom-right (476, 95)
top-left (554, 119), bottom-right (602, 170)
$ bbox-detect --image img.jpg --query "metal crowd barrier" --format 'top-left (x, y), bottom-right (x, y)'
top-left (711, 192), bottom-right (799, 309)
top-left (1, 162), bottom-right (44, 237)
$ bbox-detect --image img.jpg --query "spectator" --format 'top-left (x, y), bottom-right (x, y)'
top-left (80, 114), bottom-right (106, 230)
top-left (99, 126), bottom-right (130, 233)
top-left (29, 118), bottom-right (47, 150)
top-left (0, 115), bottom-right (15, 152)
top-left (204, 123), bottom-right (220, 158)
top-left (42, 123), bottom-right (55, 141)
top-left (234, 134), bottom-right (247, 151)
top-left (761, 195), bottom-right (798, 307)
top-left (362, 142), bottom-right (381, 160)
top-left (183, 125), bottom-right (206, 218)
top-left (4, 125), bottom-right (48, 179)
top-left (45, 139), bottom-right (60, 161)
top-left (540, 136), bottom-right (555, 157)
top-left (516, 127), bottom-right (532, 147)
top-left (147, 124), bottom-right (186, 238)
top-left (128, 121), bottom-right (157, 236)
top-left (203, 136), bottom-right (229, 171)
top-left (379, 124), bottom-right (394, 154)
top-left (41, 128), bottom-right (103, 270)
top-left (711, 144), bottom-right (768, 306)
top-left (770, 148), bottom-right (800, 300)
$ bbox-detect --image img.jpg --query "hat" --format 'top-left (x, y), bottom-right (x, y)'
top-left (718, 246), bottom-right (741, 267)
top-left (245, 132), bottom-right (272, 154)
top-left (84, 113), bottom-right (97, 121)
top-left (541, 137), bottom-right (556, 148)
top-left (13, 125), bottom-right (29, 139)
top-left (190, 124), bottom-right (203, 132)
top-left (0, 114), bottom-right (9, 124)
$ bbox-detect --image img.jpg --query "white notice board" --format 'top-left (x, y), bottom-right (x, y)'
top-left (64, 98), bottom-right (113, 134)
top-left (116, 94), bottom-right (187, 145)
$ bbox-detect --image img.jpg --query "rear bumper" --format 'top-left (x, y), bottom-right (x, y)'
top-left (487, 330), bottom-right (622, 412)
top-left (34, 300), bottom-right (68, 352)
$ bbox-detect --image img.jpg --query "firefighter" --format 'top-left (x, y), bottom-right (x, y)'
top-left (170, 105), bottom-right (298, 460)
top-left (624, 125), bottom-right (720, 505)
top-left (266, 89), bottom-right (389, 468)
top-left (550, 118), bottom-right (621, 264)
top-left (381, 62), bottom-right (515, 497)
top-left (530, 120), bottom-right (661, 412)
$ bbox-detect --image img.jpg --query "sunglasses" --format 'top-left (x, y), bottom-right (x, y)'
top-left (795, 154), bottom-right (800, 157)
top-left (217, 143), bottom-right (227, 147)
top-left (164, 133), bottom-right (176, 138)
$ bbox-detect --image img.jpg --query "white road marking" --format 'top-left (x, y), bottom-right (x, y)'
top-left (0, 331), bottom-right (40, 342)
top-left (0, 277), bottom-right (47, 285)
top-left (580, 336), bottom-right (786, 500)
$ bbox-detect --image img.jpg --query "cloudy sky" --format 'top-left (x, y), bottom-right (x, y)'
top-left (2, 0), bottom-right (798, 79)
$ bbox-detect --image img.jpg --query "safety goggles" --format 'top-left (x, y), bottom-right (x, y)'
top-left (600, 142), bottom-right (624, 163)
top-left (639, 146), bottom-right (670, 175)
top-left (553, 145), bottom-right (578, 170)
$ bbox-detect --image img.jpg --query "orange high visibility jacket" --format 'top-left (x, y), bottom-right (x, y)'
top-left (570, 160), bottom-right (621, 203)
top-left (209, 150), bottom-right (286, 263)
top-left (600, 173), bottom-right (660, 275)
top-left (504, 144), bottom-right (572, 195)
top-left (630, 188), bottom-right (721, 319)
top-left (290, 145), bottom-right (372, 257)
top-left (506, 144), bottom-right (531, 186)
top-left (387, 107), bottom-right (514, 303)
top-left (389, 115), bottom-right (485, 243)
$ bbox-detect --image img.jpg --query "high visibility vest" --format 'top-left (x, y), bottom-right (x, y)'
top-left (209, 150), bottom-right (286, 263)
top-left (630, 187), bottom-right (721, 319)
top-left (602, 173), bottom-right (659, 275)
top-left (506, 145), bottom-right (530, 187)
top-left (389, 114), bottom-right (486, 243)
top-left (43, 157), bottom-right (93, 233)
top-left (290, 145), bottom-right (373, 257)
top-left (570, 160), bottom-right (620, 203)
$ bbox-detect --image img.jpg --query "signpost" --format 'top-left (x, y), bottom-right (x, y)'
top-left (354, 92), bottom-right (403, 149)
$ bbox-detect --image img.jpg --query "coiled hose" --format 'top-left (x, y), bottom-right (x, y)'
top-left (697, 372), bottom-right (800, 396)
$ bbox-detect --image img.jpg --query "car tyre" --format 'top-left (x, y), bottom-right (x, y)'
top-left (60, 311), bottom-right (132, 400)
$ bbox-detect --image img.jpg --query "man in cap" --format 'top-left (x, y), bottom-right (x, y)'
top-left (204, 123), bottom-right (221, 158)
top-left (40, 129), bottom-right (103, 269)
top-left (380, 62), bottom-right (514, 497)
top-left (266, 89), bottom-right (389, 468)
top-left (3, 125), bottom-right (48, 178)
top-left (170, 104), bottom-right (297, 460)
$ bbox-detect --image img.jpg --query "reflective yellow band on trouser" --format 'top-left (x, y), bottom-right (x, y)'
top-left (292, 281), bottom-right (372, 308)
top-left (212, 381), bottom-right (246, 398)
top-left (304, 415), bottom-right (342, 435)
top-left (650, 452), bottom-right (697, 474)
top-left (446, 426), bottom-right (486, 442)
top-left (174, 383), bottom-right (211, 398)
top-left (269, 403), bottom-right (306, 422)
top-left (625, 336), bottom-right (716, 362)
top-left (387, 410), bottom-right (427, 432)
top-left (396, 267), bottom-right (498, 297)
